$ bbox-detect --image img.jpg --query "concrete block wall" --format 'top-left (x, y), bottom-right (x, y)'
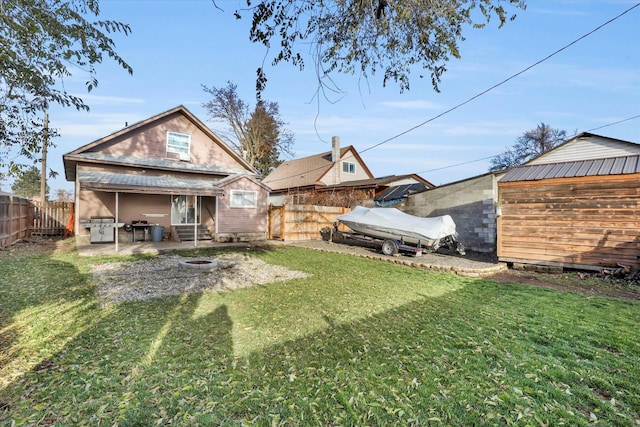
top-left (401, 173), bottom-right (499, 253)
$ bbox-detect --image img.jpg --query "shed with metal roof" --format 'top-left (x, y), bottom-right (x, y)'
top-left (498, 133), bottom-right (640, 270)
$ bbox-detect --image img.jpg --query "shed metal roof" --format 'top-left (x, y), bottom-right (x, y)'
top-left (501, 155), bottom-right (640, 182)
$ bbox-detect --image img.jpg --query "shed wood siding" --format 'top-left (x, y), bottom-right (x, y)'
top-left (498, 174), bottom-right (640, 269)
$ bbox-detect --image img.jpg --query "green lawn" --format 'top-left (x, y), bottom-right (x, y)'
top-left (1, 239), bottom-right (638, 426)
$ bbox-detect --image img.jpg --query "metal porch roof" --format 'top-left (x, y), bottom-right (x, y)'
top-left (78, 170), bottom-right (224, 196)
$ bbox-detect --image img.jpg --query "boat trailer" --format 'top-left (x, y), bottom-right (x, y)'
top-left (321, 223), bottom-right (465, 257)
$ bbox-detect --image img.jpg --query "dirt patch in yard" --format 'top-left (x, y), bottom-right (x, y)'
top-left (485, 269), bottom-right (640, 301)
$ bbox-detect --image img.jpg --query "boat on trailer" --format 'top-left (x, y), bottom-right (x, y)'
top-left (324, 206), bottom-right (465, 256)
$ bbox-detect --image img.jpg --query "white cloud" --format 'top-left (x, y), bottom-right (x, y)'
top-left (379, 100), bottom-right (441, 110)
top-left (54, 112), bottom-right (148, 139)
top-left (73, 94), bottom-right (146, 105)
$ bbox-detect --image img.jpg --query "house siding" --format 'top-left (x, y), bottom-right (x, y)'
top-left (319, 150), bottom-right (372, 185)
top-left (77, 190), bottom-right (172, 240)
top-left (91, 113), bottom-right (247, 171)
top-left (528, 137), bottom-right (640, 165)
top-left (217, 177), bottom-right (268, 241)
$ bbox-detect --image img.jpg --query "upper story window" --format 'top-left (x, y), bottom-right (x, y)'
top-left (167, 131), bottom-right (191, 160)
top-left (342, 161), bottom-right (356, 174)
top-left (230, 190), bottom-right (257, 208)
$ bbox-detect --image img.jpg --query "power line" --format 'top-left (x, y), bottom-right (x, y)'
top-left (587, 114), bottom-right (640, 132)
top-left (266, 3), bottom-right (640, 185)
top-left (413, 113), bottom-right (640, 175)
top-left (359, 2), bottom-right (640, 155)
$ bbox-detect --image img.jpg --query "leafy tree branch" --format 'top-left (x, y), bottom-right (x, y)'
top-left (226, 0), bottom-right (526, 97)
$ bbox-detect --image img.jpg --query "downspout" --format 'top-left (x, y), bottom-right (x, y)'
top-left (215, 193), bottom-right (219, 241)
top-left (115, 192), bottom-right (119, 252)
top-left (75, 173), bottom-right (80, 239)
top-left (194, 195), bottom-right (198, 247)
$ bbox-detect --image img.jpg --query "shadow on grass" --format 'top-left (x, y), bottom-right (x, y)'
top-left (0, 240), bottom-right (99, 386)
top-left (1, 243), bottom-right (639, 425)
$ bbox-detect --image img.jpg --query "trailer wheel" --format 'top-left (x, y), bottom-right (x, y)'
top-left (381, 239), bottom-right (399, 256)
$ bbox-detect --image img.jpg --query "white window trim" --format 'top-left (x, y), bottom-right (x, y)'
top-left (230, 189), bottom-right (258, 208)
top-left (166, 131), bottom-right (191, 158)
top-left (342, 161), bottom-right (356, 174)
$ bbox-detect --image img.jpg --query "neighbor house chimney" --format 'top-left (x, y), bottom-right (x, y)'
top-left (332, 136), bottom-right (341, 184)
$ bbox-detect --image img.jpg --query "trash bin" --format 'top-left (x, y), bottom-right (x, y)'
top-left (150, 225), bottom-right (164, 242)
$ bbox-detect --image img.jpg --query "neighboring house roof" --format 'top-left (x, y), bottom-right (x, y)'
top-left (63, 105), bottom-right (256, 181)
top-left (79, 170), bottom-right (225, 196)
top-left (327, 174), bottom-right (435, 188)
top-left (375, 183), bottom-right (430, 205)
top-left (323, 174), bottom-right (435, 190)
top-left (501, 154), bottom-right (640, 182)
top-left (263, 145), bottom-right (373, 191)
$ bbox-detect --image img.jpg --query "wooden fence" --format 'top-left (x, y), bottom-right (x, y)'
top-left (0, 196), bottom-right (74, 248)
top-left (268, 204), bottom-right (351, 241)
top-left (31, 201), bottom-right (74, 237)
top-left (0, 194), bottom-right (30, 248)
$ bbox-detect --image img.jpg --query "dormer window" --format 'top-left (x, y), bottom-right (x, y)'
top-left (167, 131), bottom-right (190, 161)
top-left (342, 161), bottom-right (356, 174)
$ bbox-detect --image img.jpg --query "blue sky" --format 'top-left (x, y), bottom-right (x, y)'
top-left (4, 0), bottom-right (639, 195)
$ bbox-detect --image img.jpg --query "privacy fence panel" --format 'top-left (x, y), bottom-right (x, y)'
top-left (0, 195), bottom-right (30, 248)
top-left (268, 204), bottom-right (351, 241)
top-left (31, 201), bottom-right (74, 237)
top-left (0, 198), bottom-right (75, 248)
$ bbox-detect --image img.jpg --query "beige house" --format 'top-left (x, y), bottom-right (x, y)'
top-left (263, 136), bottom-right (432, 207)
top-left (63, 105), bottom-right (270, 244)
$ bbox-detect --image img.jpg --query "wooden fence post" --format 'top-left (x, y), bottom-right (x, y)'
top-left (280, 205), bottom-right (286, 241)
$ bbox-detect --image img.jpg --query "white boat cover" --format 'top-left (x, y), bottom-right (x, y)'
top-left (337, 206), bottom-right (457, 241)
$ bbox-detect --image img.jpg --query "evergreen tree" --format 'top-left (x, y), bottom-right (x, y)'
top-left (11, 166), bottom-right (49, 200)
top-left (202, 82), bottom-right (293, 176)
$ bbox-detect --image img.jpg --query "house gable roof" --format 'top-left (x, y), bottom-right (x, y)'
top-left (216, 173), bottom-right (272, 192)
top-left (63, 105), bottom-right (256, 181)
top-left (525, 132), bottom-right (640, 166)
top-left (262, 145), bottom-right (374, 191)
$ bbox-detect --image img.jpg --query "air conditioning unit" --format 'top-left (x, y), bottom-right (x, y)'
top-left (179, 152), bottom-right (191, 161)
